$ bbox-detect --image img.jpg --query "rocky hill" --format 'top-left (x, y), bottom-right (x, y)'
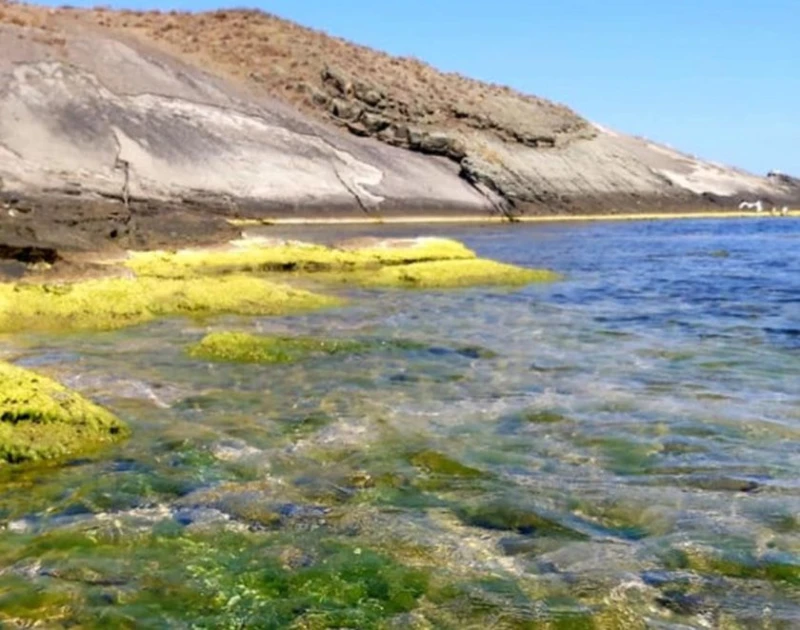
top-left (0, 1), bottom-right (797, 259)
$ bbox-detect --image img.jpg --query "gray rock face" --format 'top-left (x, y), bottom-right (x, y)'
top-left (0, 24), bottom-right (492, 226)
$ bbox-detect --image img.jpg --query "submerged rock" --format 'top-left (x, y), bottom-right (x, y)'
top-left (409, 450), bottom-right (486, 479)
top-left (178, 481), bottom-right (332, 530)
top-left (663, 543), bottom-right (800, 584)
top-left (187, 331), bottom-right (498, 366)
top-left (457, 500), bottom-right (588, 540)
top-left (498, 408), bottom-right (572, 434)
top-left (187, 331), bottom-right (370, 365)
top-left (0, 362), bottom-right (128, 463)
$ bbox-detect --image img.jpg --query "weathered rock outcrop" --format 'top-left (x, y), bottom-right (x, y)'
top-left (0, 2), bottom-right (798, 259)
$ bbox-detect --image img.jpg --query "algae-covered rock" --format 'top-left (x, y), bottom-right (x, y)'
top-left (457, 500), bottom-right (588, 539)
top-left (186, 331), bottom-right (449, 365)
top-left (0, 275), bottom-right (340, 333)
top-left (409, 450), bottom-right (486, 479)
top-left (0, 362), bottom-right (128, 463)
top-left (663, 543), bottom-right (800, 584)
top-left (126, 237), bottom-right (477, 279)
top-left (187, 331), bottom-right (369, 364)
top-left (342, 259), bottom-right (560, 289)
top-left (520, 409), bottom-right (570, 424)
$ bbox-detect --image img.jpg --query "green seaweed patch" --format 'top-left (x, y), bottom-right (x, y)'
top-left (126, 238), bottom-right (477, 278)
top-left (521, 409), bottom-right (570, 424)
top-left (359, 482), bottom-right (448, 510)
top-left (497, 408), bottom-right (572, 436)
top-left (580, 435), bottom-right (660, 476)
top-left (186, 331), bottom-right (488, 366)
top-left (0, 362), bottom-right (128, 463)
top-left (409, 450), bottom-right (487, 484)
top-left (457, 500), bottom-right (588, 539)
top-left (280, 411), bottom-right (336, 438)
top-left (567, 497), bottom-right (675, 540)
top-left (0, 528), bottom-right (434, 628)
top-left (329, 258), bottom-right (560, 289)
top-left (0, 575), bottom-right (75, 626)
top-left (0, 275), bottom-right (340, 333)
top-left (663, 545), bottom-right (800, 584)
top-left (187, 331), bottom-right (370, 364)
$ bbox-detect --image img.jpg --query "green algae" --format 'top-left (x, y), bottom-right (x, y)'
top-left (0, 238), bottom-right (558, 336)
top-left (457, 500), bottom-right (589, 539)
top-left (0, 528), bottom-right (433, 628)
top-left (0, 576), bottom-right (75, 626)
top-left (409, 450), bottom-right (486, 479)
top-left (187, 331), bottom-right (370, 364)
top-left (328, 258), bottom-right (561, 289)
top-left (186, 331), bottom-right (494, 366)
top-left (567, 497), bottom-right (676, 540)
top-left (521, 409), bottom-right (570, 424)
top-left (126, 237), bottom-right (477, 279)
top-left (498, 409), bottom-right (571, 432)
top-left (663, 544), bottom-right (800, 585)
top-left (581, 435), bottom-right (660, 476)
top-left (0, 362), bottom-right (128, 463)
top-left (280, 411), bottom-right (336, 439)
top-left (0, 276), bottom-right (340, 333)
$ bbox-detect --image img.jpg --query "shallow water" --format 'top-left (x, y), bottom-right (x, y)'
top-left (1, 218), bottom-right (798, 628)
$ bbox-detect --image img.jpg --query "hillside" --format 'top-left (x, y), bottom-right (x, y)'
top-left (73, 7), bottom-right (593, 148)
top-left (0, 1), bottom-right (798, 261)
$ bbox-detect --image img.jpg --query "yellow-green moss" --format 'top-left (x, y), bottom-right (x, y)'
top-left (0, 362), bottom-right (128, 463)
top-left (0, 276), bottom-right (341, 333)
top-left (125, 238), bottom-right (476, 279)
top-left (332, 259), bottom-right (560, 289)
top-left (187, 331), bottom-right (370, 364)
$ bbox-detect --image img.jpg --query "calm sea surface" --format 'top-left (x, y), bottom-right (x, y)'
top-left (1, 218), bottom-right (798, 628)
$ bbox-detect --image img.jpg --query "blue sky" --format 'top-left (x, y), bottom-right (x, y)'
top-left (42, 0), bottom-right (799, 175)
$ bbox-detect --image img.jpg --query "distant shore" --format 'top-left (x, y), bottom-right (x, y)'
top-left (231, 209), bottom-right (800, 227)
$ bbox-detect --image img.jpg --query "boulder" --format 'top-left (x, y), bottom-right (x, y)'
top-left (407, 128), bottom-right (424, 149)
top-left (309, 86), bottom-right (330, 108)
top-left (329, 98), bottom-right (363, 121)
top-left (353, 81), bottom-right (385, 107)
top-left (415, 132), bottom-right (467, 160)
top-left (516, 132), bottom-right (556, 148)
top-left (361, 112), bottom-right (391, 134)
top-left (320, 65), bottom-right (351, 96)
top-left (0, 362), bottom-right (129, 463)
top-left (345, 121), bottom-right (370, 137)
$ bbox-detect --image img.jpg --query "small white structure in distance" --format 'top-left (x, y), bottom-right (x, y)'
top-left (738, 200), bottom-right (764, 212)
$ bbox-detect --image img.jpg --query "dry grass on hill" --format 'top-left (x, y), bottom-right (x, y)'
top-left (0, 2), bottom-right (591, 149)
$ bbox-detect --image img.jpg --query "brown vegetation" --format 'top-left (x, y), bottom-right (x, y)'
top-left (1, 1), bottom-right (592, 153)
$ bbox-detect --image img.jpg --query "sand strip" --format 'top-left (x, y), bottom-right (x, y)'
top-left (230, 210), bottom-right (799, 226)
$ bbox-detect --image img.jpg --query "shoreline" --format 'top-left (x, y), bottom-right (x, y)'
top-left (231, 209), bottom-right (800, 226)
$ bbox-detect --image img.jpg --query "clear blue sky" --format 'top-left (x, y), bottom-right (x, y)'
top-left (42, 0), bottom-right (799, 175)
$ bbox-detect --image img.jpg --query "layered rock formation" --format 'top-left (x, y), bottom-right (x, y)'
top-left (0, 2), bottom-right (797, 260)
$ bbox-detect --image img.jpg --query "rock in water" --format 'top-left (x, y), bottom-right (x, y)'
top-left (0, 362), bottom-right (129, 463)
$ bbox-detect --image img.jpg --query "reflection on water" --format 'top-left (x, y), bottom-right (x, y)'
top-left (1, 218), bottom-right (798, 627)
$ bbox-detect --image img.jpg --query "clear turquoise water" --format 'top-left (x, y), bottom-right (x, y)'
top-left (0, 218), bottom-right (798, 628)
